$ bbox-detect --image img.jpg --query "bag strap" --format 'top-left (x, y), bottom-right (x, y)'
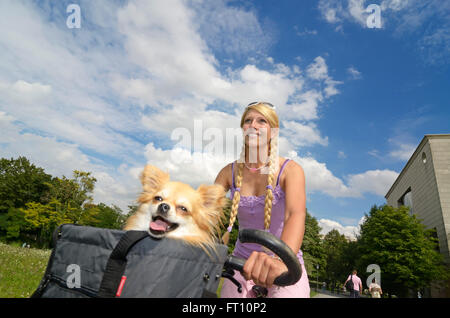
top-left (97, 230), bottom-right (149, 298)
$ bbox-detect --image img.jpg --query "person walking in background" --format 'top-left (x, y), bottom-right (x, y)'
top-left (369, 278), bottom-right (382, 298)
top-left (344, 270), bottom-right (363, 298)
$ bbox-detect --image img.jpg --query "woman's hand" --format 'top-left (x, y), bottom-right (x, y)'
top-left (242, 251), bottom-right (288, 288)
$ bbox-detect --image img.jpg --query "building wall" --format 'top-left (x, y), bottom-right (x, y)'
top-left (385, 136), bottom-right (450, 264)
top-left (429, 137), bottom-right (450, 264)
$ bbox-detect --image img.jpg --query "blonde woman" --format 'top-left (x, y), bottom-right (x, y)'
top-left (214, 102), bottom-right (310, 298)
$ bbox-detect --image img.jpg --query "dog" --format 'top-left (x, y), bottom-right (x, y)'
top-left (124, 165), bottom-right (227, 254)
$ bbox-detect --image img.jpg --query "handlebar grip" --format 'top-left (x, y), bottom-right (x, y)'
top-left (224, 229), bottom-right (302, 286)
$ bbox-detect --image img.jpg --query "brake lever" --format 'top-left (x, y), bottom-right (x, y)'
top-left (221, 268), bottom-right (242, 293)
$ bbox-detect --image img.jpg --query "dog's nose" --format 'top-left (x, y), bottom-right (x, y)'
top-left (157, 203), bottom-right (170, 215)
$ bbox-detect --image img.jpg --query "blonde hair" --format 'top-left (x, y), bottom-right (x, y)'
top-left (224, 103), bottom-right (279, 242)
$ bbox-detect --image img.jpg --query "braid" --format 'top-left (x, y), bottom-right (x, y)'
top-left (263, 134), bottom-right (279, 230)
top-left (229, 162), bottom-right (243, 229)
top-left (222, 143), bottom-right (245, 244)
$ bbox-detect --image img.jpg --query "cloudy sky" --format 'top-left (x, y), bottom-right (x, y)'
top-left (1, 0), bottom-right (449, 239)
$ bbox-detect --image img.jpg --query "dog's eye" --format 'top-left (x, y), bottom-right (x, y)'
top-left (178, 206), bottom-right (188, 213)
top-left (154, 196), bottom-right (163, 201)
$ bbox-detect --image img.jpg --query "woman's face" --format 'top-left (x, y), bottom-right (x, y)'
top-left (242, 109), bottom-right (272, 149)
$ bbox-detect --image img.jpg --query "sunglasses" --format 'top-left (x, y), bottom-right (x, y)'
top-left (247, 101), bottom-right (276, 109)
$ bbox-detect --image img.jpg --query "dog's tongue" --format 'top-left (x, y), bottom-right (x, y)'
top-left (150, 219), bottom-right (169, 232)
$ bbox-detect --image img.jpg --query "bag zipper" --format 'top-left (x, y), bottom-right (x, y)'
top-left (48, 274), bottom-right (99, 298)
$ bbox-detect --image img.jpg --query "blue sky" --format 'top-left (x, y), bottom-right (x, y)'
top-left (0, 0), bottom-right (449, 238)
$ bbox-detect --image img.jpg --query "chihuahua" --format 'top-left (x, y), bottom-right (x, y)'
top-left (124, 165), bottom-right (227, 253)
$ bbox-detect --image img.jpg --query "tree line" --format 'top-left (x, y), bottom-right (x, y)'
top-left (300, 205), bottom-right (448, 297)
top-left (1, 156), bottom-right (448, 297)
top-left (0, 156), bottom-right (131, 248)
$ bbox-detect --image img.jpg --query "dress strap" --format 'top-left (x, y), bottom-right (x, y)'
top-left (276, 159), bottom-right (290, 186)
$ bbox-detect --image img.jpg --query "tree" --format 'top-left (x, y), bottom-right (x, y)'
top-left (20, 199), bottom-right (73, 247)
top-left (42, 171), bottom-right (97, 210)
top-left (323, 229), bottom-right (351, 290)
top-left (0, 157), bottom-right (52, 214)
top-left (91, 203), bottom-right (127, 229)
top-left (302, 211), bottom-right (326, 282)
top-left (0, 207), bottom-right (28, 240)
top-left (41, 171), bottom-right (98, 225)
top-left (357, 204), bottom-right (448, 297)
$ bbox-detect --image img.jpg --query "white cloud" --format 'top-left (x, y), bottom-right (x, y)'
top-left (347, 66), bottom-right (362, 80)
top-left (318, 0), bottom-right (373, 28)
top-left (286, 150), bottom-right (399, 198)
top-left (348, 0), bottom-right (367, 26)
top-left (282, 121), bottom-right (329, 147)
top-left (190, 0), bottom-right (275, 57)
top-left (338, 151), bottom-right (347, 159)
top-left (280, 90), bottom-right (323, 121)
top-left (317, 216), bottom-right (366, 240)
top-left (319, 0), bottom-right (344, 24)
top-left (389, 143), bottom-right (416, 161)
top-left (318, 217), bottom-right (364, 240)
top-left (294, 26), bottom-right (318, 36)
top-left (368, 149), bottom-right (380, 158)
top-left (287, 151), bottom-right (359, 198)
top-left (306, 57), bottom-right (342, 97)
top-left (347, 169), bottom-right (399, 196)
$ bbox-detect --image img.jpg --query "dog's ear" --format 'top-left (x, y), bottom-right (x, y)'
top-left (140, 165), bottom-right (170, 193)
top-left (197, 184), bottom-right (227, 212)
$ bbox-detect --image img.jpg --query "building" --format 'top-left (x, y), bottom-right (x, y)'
top-left (385, 134), bottom-right (450, 297)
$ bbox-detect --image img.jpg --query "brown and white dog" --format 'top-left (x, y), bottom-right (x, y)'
top-left (124, 165), bottom-right (227, 253)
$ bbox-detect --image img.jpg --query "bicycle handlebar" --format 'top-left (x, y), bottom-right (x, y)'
top-left (224, 229), bottom-right (302, 286)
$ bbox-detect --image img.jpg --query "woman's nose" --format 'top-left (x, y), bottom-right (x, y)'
top-left (250, 120), bottom-right (259, 128)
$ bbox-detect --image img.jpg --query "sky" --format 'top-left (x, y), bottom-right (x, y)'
top-left (0, 0), bottom-right (449, 239)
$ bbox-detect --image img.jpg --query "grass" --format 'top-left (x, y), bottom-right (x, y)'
top-left (0, 242), bottom-right (51, 298)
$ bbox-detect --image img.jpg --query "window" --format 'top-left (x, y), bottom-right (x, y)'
top-left (422, 152), bottom-right (427, 164)
top-left (398, 188), bottom-right (413, 215)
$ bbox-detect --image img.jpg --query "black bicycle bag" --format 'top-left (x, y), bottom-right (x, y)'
top-left (31, 224), bottom-right (228, 298)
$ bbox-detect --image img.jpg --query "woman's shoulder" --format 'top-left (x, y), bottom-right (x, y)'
top-left (214, 162), bottom-right (233, 190)
top-left (281, 157), bottom-right (304, 177)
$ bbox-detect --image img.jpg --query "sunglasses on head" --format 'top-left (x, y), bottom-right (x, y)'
top-left (247, 101), bottom-right (276, 109)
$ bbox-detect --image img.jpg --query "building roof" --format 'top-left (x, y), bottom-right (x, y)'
top-left (385, 134), bottom-right (450, 199)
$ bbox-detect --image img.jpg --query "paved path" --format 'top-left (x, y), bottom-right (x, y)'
top-left (313, 290), bottom-right (348, 298)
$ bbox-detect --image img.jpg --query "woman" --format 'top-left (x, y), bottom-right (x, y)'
top-left (214, 102), bottom-right (310, 298)
top-left (369, 278), bottom-right (382, 298)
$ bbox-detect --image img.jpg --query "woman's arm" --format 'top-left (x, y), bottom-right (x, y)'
top-left (214, 163), bottom-right (231, 191)
top-left (280, 161), bottom-right (306, 255)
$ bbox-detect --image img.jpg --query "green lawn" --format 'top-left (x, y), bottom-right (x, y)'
top-left (0, 243), bottom-right (51, 298)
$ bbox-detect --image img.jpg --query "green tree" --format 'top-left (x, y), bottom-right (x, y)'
top-left (302, 211), bottom-right (326, 283)
top-left (91, 203), bottom-right (127, 229)
top-left (357, 204), bottom-right (448, 297)
top-left (43, 171), bottom-right (97, 210)
top-left (323, 229), bottom-right (351, 290)
top-left (0, 207), bottom-right (28, 240)
top-left (21, 199), bottom-right (73, 247)
top-left (42, 171), bottom-right (98, 225)
top-left (0, 157), bottom-right (52, 214)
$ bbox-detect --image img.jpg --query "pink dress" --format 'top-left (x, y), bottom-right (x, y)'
top-left (220, 159), bottom-right (310, 298)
